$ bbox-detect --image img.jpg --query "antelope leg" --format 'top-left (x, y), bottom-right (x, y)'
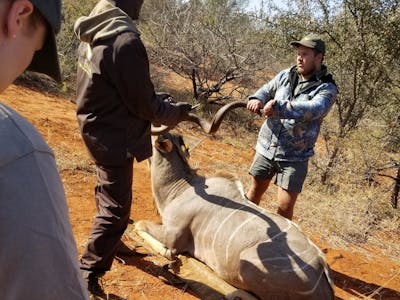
top-left (171, 255), bottom-right (259, 300)
top-left (134, 220), bottom-right (173, 260)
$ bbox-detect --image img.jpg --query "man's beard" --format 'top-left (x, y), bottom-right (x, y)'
top-left (297, 64), bottom-right (317, 79)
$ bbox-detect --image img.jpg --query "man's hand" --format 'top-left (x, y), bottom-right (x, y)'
top-left (247, 99), bottom-right (263, 113)
top-left (174, 102), bottom-right (193, 121)
top-left (156, 92), bottom-right (174, 103)
top-left (262, 100), bottom-right (276, 117)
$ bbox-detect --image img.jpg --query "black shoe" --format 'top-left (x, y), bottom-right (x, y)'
top-left (87, 275), bottom-right (106, 298)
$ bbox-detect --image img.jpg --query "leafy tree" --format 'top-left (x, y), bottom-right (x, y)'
top-left (321, 0), bottom-right (399, 184)
top-left (141, 0), bottom-right (276, 107)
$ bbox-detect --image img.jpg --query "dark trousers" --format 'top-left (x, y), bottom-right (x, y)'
top-left (80, 158), bottom-right (134, 278)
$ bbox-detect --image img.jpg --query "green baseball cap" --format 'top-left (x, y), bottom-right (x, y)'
top-left (26, 0), bottom-right (62, 83)
top-left (290, 34), bottom-right (325, 55)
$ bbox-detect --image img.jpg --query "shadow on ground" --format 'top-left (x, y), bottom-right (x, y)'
top-left (332, 269), bottom-right (400, 300)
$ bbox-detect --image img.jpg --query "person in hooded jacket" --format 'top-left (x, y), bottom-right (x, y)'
top-left (246, 34), bottom-right (338, 221)
top-left (73, 0), bottom-right (192, 296)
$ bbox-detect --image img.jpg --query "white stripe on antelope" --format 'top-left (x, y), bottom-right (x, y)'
top-left (136, 133), bottom-right (334, 300)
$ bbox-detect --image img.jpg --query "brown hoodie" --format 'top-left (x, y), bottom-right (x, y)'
top-left (74, 0), bottom-right (189, 166)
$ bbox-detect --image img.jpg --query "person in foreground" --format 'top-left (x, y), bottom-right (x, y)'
top-left (0, 0), bottom-right (88, 299)
top-left (73, 0), bottom-right (192, 297)
top-left (246, 34), bottom-right (338, 220)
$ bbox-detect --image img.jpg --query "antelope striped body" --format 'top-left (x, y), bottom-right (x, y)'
top-left (138, 133), bottom-right (334, 300)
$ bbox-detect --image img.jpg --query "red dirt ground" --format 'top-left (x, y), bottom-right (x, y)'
top-left (2, 84), bottom-right (400, 300)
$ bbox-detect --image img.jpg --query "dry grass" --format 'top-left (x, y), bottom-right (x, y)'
top-left (52, 145), bottom-right (95, 174)
top-left (297, 184), bottom-right (398, 246)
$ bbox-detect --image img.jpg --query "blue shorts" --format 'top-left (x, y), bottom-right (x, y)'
top-left (249, 152), bottom-right (308, 192)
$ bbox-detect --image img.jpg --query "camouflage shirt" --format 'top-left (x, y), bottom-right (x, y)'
top-left (250, 65), bottom-right (338, 161)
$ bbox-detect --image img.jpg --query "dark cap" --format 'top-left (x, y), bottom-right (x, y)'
top-left (26, 0), bottom-right (62, 82)
top-left (290, 34), bottom-right (325, 55)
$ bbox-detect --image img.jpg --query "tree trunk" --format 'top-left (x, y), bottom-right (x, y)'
top-left (391, 165), bottom-right (399, 209)
top-left (320, 138), bottom-right (340, 185)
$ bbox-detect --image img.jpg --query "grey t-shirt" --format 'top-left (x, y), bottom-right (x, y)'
top-left (0, 103), bottom-right (88, 300)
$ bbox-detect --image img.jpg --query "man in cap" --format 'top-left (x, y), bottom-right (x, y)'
top-left (0, 0), bottom-right (88, 299)
top-left (246, 34), bottom-right (338, 220)
top-left (73, 0), bottom-right (192, 296)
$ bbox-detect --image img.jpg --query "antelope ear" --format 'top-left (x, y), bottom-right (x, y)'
top-left (155, 138), bottom-right (173, 153)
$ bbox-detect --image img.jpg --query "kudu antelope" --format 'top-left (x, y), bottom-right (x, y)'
top-left (137, 127), bottom-right (334, 299)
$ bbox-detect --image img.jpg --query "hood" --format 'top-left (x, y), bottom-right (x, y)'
top-left (74, 0), bottom-right (139, 45)
top-left (290, 65), bottom-right (336, 86)
top-left (317, 65), bottom-right (337, 87)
